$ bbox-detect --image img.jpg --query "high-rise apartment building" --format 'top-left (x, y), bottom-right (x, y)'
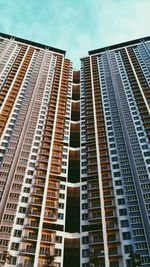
top-left (0, 33), bottom-right (150, 267)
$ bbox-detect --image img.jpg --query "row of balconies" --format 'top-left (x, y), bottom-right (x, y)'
top-left (47, 191), bottom-right (59, 199)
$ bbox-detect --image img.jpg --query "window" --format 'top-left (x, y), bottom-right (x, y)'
top-left (25, 178), bottom-right (32, 184)
top-left (131, 217), bottom-right (142, 224)
top-left (82, 184), bottom-right (87, 190)
top-left (82, 194), bottom-right (87, 199)
top-left (58, 213), bottom-right (64, 219)
top-left (115, 180), bottom-right (122, 186)
top-left (110, 262), bottom-right (119, 267)
top-left (11, 242), bottom-right (19, 250)
top-left (119, 209), bottom-right (127, 216)
top-left (16, 218), bottom-right (24, 225)
top-left (3, 214), bottom-right (14, 221)
top-left (121, 220), bottom-right (129, 227)
top-left (114, 172), bottom-right (121, 177)
top-left (82, 249), bottom-right (89, 257)
top-left (117, 198), bottom-right (125, 205)
top-left (58, 203), bottom-right (64, 209)
top-left (56, 236), bottom-right (62, 243)
top-left (19, 207), bottom-right (27, 214)
top-left (21, 196), bottom-right (28, 203)
top-left (23, 187), bottom-right (30, 193)
top-left (109, 247), bottom-right (118, 255)
top-left (112, 156), bottom-right (118, 162)
top-left (116, 189), bottom-right (124, 195)
top-left (0, 239), bottom-right (9, 246)
top-left (135, 242), bottom-right (147, 249)
top-left (13, 230), bottom-right (22, 237)
top-left (82, 213), bottom-right (88, 220)
top-left (108, 234), bottom-right (116, 241)
top-left (122, 232), bottom-right (131, 240)
top-left (82, 203), bottom-right (88, 209)
top-left (0, 226), bottom-right (11, 233)
top-left (82, 236), bottom-right (89, 244)
top-left (113, 164), bottom-right (119, 169)
top-left (59, 193), bottom-right (65, 199)
top-left (6, 203), bottom-right (17, 210)
top-left (133, 229), bottom-right (144, 236)
top-left (60, 184), bottom-right (65, 190)
top-left (55, 249), bottom-right (61, 256)
top-left (124, 245), bottom-right (132, 253)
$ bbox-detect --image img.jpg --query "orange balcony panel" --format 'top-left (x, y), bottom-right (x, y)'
top-left (47, 191), bottom-right (59, 199)
top-left (45, 201), bottom-right (58, 209)
top-left (31, 189), bottom-right (44, 196)
top-left (22, 233), bottom-right (37, 241)
top-left (41, 234), bottom-right (55, 244)
top-left (50, 166), bottom-right (62, 174)
top-left (44, 211), bottom-right (57, 221)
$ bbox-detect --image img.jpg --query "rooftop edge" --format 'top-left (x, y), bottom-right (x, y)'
top-left (0, 32), bottom-right (66, 56)
top-left (88, 36), bottom-right (150, 55)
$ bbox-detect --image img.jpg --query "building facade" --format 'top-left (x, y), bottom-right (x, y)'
top-left (0, 33), bottom-right (150, 267)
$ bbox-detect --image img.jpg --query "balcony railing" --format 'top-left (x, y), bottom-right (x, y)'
top-left (22, 234), bottom-right (37, 240)
top-left (44, 212), bottom-right (57, 220)
top-left (19, 247), bottom-right (36, 254)
top-left (47, 191), bottom-right (59, 198)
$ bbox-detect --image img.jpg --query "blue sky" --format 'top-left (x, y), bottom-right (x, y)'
top-left (0, 0), bottom-right (149, 67)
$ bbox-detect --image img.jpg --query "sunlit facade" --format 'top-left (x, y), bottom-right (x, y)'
top-left (0, 33), bottom-right (150, 267)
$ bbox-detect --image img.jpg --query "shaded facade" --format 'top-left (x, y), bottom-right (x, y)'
top-left (0, 33), bottom-right (150, 267)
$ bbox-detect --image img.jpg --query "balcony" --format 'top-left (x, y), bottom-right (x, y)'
top-left (38, 157), bottom-right (49, 164)
top-left (22, 233), bottom-right (37, 241)
top-left (103, 190), bottom-right (114, 198)
top-left (36, 171), bottom-right (46, 179)
top-left (41, 235), bottom-right (55, 243)
top-left (45, 201), bottom-right (58, 209)
top-left (39, 149), bottom-right (50, 156)
top-left (53, 145), bottom-right (63, 152)
top-left (88, 212), bottom-right (101, 221)
top-left (52, 152), bottom-right (61, 158)
top-left (47, 191), bottom-right (59, 199)
top-left (50, 166), bottom-right (62, 174)
top-left (28, 210), bottom-right (41, 217)
top-left (89, 236), bottom-right (103, 245)
top-left (48, 181), bottom-right (60, 190)
top-left (87, 183), bottom-right (99, 190)
top-left (19, 247), bottom-right (36, 255)
top-left (88, 202), bottom-right (100, 209)
top-left (44, 211), bottom-right (57, 220)
top-left (87, 167), bottom-right (98, 175)
top-left (88, 192), bottom-right (100, 199)
top-left (31, 189), bottom-right (44, 196)
top-left (33, 180), bottom-right (45, 187)
top-left (89, 250), bottom-right (105, 259)
top-left (24, 221), bottom-right (39, 229)
top-left (51, 159), bottom-right (62, 166)
top-left (17, 261), bottom-right (34, 267)
top-left (39, 248), bottom-right (54, 256)
top-left (106, 221), bottom-right (119, 231)
top-left (40, 142), bottom-right (51, 149)
top-left (36, 163), bottom-right (48, 171)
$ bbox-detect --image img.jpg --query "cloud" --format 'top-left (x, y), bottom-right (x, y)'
top-left (91, 0), bottom-right (150, 47)
top-left (0, 0), bottom-right (149, 67)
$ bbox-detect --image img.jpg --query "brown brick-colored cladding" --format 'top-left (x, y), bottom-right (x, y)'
top-left (0, 46), bottom-right (34, 137)
top-left (120, 48), bottom-right (150, 143)
top-left (83, 57), bottom-right (98, 177)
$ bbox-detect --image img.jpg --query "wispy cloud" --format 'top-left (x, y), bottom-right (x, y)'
top-left (0, 0), bottom-right (149, 67)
